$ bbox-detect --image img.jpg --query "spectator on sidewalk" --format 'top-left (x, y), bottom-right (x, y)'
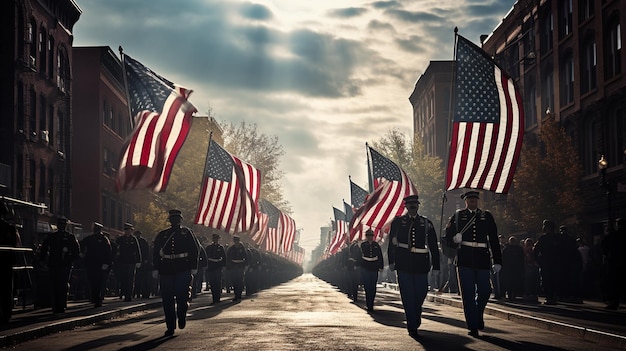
top-left (501, 236), bottom-right (525, 301)
top-left (558, 225), bottom-right (583, 303)
top-left (522, 238), bottom-right (539, 303)
top-left (576, 237), bottom-right (592, 299)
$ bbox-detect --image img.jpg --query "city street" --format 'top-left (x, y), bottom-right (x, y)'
top-left (6, 274), bottom-right (622, 351)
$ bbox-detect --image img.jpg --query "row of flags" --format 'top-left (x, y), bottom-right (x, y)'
top-left (322, 33), bottom-right (524, 257)
top-left (114, 51), bottom-right (301, 261)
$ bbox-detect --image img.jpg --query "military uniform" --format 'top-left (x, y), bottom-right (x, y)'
top-left (226, 238), bottom-right (248, 301)
top-left (205, 238), bottom-right (226, 303)
top-left (389, 195), bottom-right (440, 336)
top-left (81, 223), bottom-right (112, 307)
top-left (245, 246), bottom-right (262, 296)
top-left (360, 235), bottom-right (383, 311)
top-left (345, 241), bottom-right (361, 302)
top-left (39, 217), bottom-right (80, 313)
top-left (153, 210), bottom-right (200, 336)
top-left (134, 232), bottom-right (151, 299)
top-left (116, 224), bottom-right (142, 302)
top-left (445, 191), bottom-right (501, 336)
top-left (533, 221), bottom-right (562, 305)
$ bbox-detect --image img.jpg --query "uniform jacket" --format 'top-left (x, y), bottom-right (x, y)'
top-left (136, 235), bottom-right (151, 270)
top-left (40, 230), bottom-right (80, 268)
top-left (116, 235), bottom-right (142, 264)
top-left (360, 241), bottom-right (383, 271)
top-left (153, 226), bottom-right (200, 275)
top-left (445, 208), bottom-right (501, 269)
top-left (389, 214), bottom-right (440, 273)
top-left (226, 244), bottom-right (248, 269)
top-left (81, 233), bottom-right (112, 268)
top-left (344, 242), bottom-right (361, 271)
top-left (533, 232), bottom-right (562, 268)
top-left (205, 243), bottom-right (226, 269)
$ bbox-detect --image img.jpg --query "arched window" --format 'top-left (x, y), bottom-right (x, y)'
top-left (48, 36), bottom-right (55, 80)
top-left (560, 51), bottom-right (574, 105)
top-left (28, 19), bottom-right (37, 67)
top-left (604, 15), bottom-right (622, 79)
top-left (581, 33), bottom-right (597, 94)
top-left (57, 46), bottom-right (70, 93)
top-left (39, 26), bottom-right (47, 75)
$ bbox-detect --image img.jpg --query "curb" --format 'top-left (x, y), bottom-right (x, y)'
top-left (0, 301), bottom-right (162, 348)
top-left (382, 282), bottom-right (626, 349)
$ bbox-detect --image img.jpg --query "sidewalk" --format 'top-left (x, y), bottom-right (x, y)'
top-left (384, 282), bottom-right (626, 349)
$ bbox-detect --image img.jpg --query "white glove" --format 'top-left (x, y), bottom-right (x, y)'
top-left (191, 269), bottom-right (198, 275)
top-left (492, 264), bottom-right (502, 273)
top-left (101, 264), bottom-right (109, 271)
top-left (388, 263), bottom-right (395, 271)
top-left (135, 263), bottom-right (141, 269)
top-left (453, 233), bottom-right (462, 243)
top-left (152, 270), bottom-right (159, 279)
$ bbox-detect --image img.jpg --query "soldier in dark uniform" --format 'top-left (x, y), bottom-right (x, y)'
top-left (245, 243), bottom-right (262, 296)
top-left (39, 216), bottom-right (80, 313)
top-left (191, 237), bottom-right (206, 299)
top-left (345, 239), bottom-right (361, 302)
top-left (360, 229), bottom-right (383, 312)
top-left (134, 230), bottom-right (151, 299)
top-left (389, 195), bottom-right (440, 338)
top-left (205, 233), bottom-right (226, 304)
top-left (226, 236), bottom-right (248, 301)
top-left (116, 223), bottom-right (142, 302)
top-left (81, 222), bottom-right (112, 307)
top-left (0, 201), bottom-right (20, 323)
top-left (533, 220), bottom-right (561, 305)
top-left (152, 209), bottom-right (200, 337)
top-left (445, 191), bottom-right (500, 337)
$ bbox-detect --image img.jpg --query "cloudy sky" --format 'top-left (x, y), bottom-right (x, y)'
top-left (72, 0), bottom-right (515, 262)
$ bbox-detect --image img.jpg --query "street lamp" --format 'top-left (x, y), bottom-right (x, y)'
top-left (598, 155), bottom-right (613, 231)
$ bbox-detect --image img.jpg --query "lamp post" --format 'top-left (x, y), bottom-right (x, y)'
top-left (598, 155), bottom-right (613, 231)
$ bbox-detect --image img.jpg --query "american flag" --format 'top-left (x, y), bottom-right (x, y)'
top-left (250, 212), bottom-right (268, 245)
top-left (343, 201), bottom-right (353, 222)
top-left (280, 212), bottom-right (296, 253)
top-left (446, 35), bottom-right (524, 193)
top-left (259, 199), bottom-right (281, 253)
top-left (116, 54), bottom-right (197, 192)
top-left (350, 179), bottom-right (369, 208)
top-left (349, 145), bottom-right (417, 241)
top-left (194, 139), bottom-right (261, 234)
top-left (327, 207), bottom-right (347, 255)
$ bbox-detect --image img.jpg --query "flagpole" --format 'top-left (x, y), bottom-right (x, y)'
top-left (195, 131), bottom-right (213, 223)
top-left (118, 46), bottom-right (135, 130)
top-left (438, 28), bottom-right (460, 240)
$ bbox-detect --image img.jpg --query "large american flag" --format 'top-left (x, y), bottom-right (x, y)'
top-left (194, 139), bottom-right (261, 233)
top-left (349, 146), bottom-right (417, 241)
top-left (446, 35), bottom-right (524, 193)
top-left (327, 207), bottom-right (347, 255)
top-left (280, 212), bottom-right (296, 253)
top-left (116, 54), bottom-right (197, 192)
top-left (259, 199), bottom-right (281, 253)
top-left (250, 211), bottom-right (268, 245)
top-left (350, 178), bottom-right (369, 208)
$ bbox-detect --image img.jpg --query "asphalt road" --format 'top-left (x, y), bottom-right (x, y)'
top-left (8, 274), bottom-right (623, 351)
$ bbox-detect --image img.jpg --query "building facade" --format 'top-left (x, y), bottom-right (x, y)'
top-left (1, 0), bottom-right (82, 246)
top-left (410, 0), bottom-right (625, 236)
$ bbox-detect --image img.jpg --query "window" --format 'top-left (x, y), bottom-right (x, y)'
top-left (48, 36), bottom-right (55, 80)
top-left (579, 0), bottom-right (594, 22)
top-left (607, 107), bottom-right (625, 167)
top-left (48, 105), bottom-right (54, 146)
top-left (17, 82), bottom-right (24, 130)
top-left (29, 89), bottom-right (37, 134)
top-left (560, 53), bottom-right (574, 105)
top-left (540, 12), bottom-right (553, 52)
top-left (583, 115), bottom-right (602, 174)
top-left (48, 168), bottom-right (54, 213)
top-left (28, 19), bottom-right (36, 66)
top-left (56, 47), bottom-right (70, 93)
top-left (29, 159), bottom-right (36, 201)
top-left (581, 36), bottom-right (597, 94)
top-left (39, 94), bottom-right (46, 132)
top-left (39, 27), bottom-right (46, 75)
top-left (542, 66), bottom-right (554, 114)
top-left (524, 84), bottom-right (537, 128)
top-left (103, 147), bottom-right (113, 176)
top-left (558, 0), bottom-right (573, 39)
top-left (605, 17), bottom-right (622, 78)
top-left (39, 160), bottom-right (46, 201)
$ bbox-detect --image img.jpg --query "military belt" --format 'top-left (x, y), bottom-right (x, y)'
top-left (207, 258), bottom-right (223, 262)
top-left (231, 259), bottom-right (245, 263)
top-left (162, 253), bottom-right (188, 259)
top-left (397, 242), bottom-right (429, 253)
top-left (361, 256), bottom-right (378, 261)
top-left (460, 241), bottom-right (487, 248)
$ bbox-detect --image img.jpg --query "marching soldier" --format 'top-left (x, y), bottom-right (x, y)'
top-left (153, 209), bottom-right (200, 337)
top-left (226, 236), bottom-right (248, 301)
top-left (81, 222), bottom-right (112, 307)
top-left (388, 195), bottom-right (440, 338)
top-left (445, 190), bottom-right (501, 337)
top-left (360, 229), bottom-right (383, 312)
top-left (245, 243), bottom-right (262, 296)
top-left (39, 216), bottom-right (80, 313)
top-left (205, 233), bottom-right (226, 304)
top-left (345, 239), bottom-right (361, 302)
top-left (116, 223), bottom-right (142, 302)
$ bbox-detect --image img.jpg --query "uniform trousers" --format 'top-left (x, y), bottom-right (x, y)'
top-left (206, 268), bottom-right (222, 303)
top-left (49, 266), bottom-right (72, 313)
top-left (229, 266), bottom-right (245, 299)
top-left (539, 265), bottom-right (558, 302)
top-left (360, 268), bottom-right (379, 309)
top-left (457, 266), bottom-right (491, 330)
top-left (396, 270), bottom-right (428, 331)
top-left (86, 266), bottom-right (106, 305)
top-left (117, 264), bottom-right (136, 301)
top-left (159, 271), bottom-right (192, 331)
top-left (346, 268), bottom-right (359, 301)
